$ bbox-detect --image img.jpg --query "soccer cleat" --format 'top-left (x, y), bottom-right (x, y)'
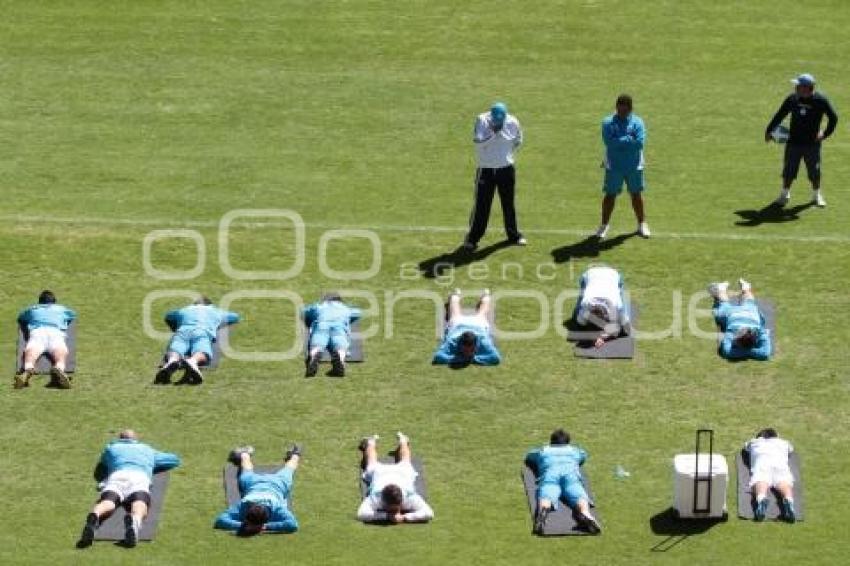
top-left (50, 367), bottom-right (71, 389)
top-left (782, 499), bottom-right (797, 523)
top-left (533, 506), bottom-right (551, 535)
top-left (707, 281), bottom-right (729, 299)
top-left (304, 352), bottom-right (320, 378)
top-left (228, 445), bottom-right (255, 465)
top-left (595, 224), bottom-right (609, 239)
top-left (812, 192), bottom-right (826, 207)
top-left (284, 444), bottom-right (302, 462)
top-left (773, 191), bottom-right (790, 207)
top-left (754, 497), bottom-right (769, 521)
top-left (738, 278), bottom-right (752, 293)
top-left (396, 431), bottom-right (410, 445)
top-left (638, 222), bottom-right (651, 238)
top-left (358, 435), bottom-right (379, 451)
top-left (513, 237), bottom-right (528, 246)
top-left (482, 288), bottom-right (491, 297)
top-left (123, 514), bottom-right (138, 548)
top-left (154, 359), bottom-right (181, 385)
top-left (579, 512), bottom-right (602, 535)
top-left (76, 513), bottom-right (98, 549)
top-left (329, 351), bottom-right (345, 378)
top-left (13, 369), bottom-right (33, 389)
top-left (180, 359), bottom-right (204, 385)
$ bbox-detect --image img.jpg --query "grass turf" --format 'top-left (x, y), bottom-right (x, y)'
top-left (1, 1), bottom-right (849, 564)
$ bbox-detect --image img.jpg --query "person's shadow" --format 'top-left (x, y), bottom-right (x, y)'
top-left (550, 232), bottom-right (636, 264)
top-left (734, 202), bottom-right (814, 227)
top-left (418, 240), bottom-right (514, 279)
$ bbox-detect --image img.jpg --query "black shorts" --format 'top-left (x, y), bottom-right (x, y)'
top-left (782, 143), bottom-right (821, 181)
top-left (98, 489), bottom-right (152, 510)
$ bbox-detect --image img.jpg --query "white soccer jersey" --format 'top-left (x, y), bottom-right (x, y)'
top-left (473, 112), bottom-right (522, 168)
top-left (577, 267), bottom-right (625, 326)
top-left (747, 437), bottom-right (794, 487)
top-left (356, 461), bottom-right (434, 523)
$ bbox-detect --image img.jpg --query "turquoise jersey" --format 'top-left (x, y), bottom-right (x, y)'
top-left (98, 438), bottom-right (181, 479)
top-left (302, 301), bottom-right (361, 333)
top-left (432, 323), bottom-right (501, 365)
top-left (17, 304), bottom-right (76, 332)
top-left (215, 468), bottom-right (298, 533)
top-left (165, 304), bottom-right (241, 340)
top-left (714, 299), bottom-right (772, 360)
top-left (525, 444), bottom-right (587, 483)
top-left (602, 113), bottom-right (645, 171)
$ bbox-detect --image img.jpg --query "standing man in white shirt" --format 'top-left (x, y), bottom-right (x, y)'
top-left (744, 428), bottom-right (797, 522)
top-left (463, 102), bottom-right (526, 251)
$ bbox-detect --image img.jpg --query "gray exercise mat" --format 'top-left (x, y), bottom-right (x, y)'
top-left (94, 472), bottom-right (170, 541)
top-left (223, 464), bottom-right (290, 507)
top-left (304, 320), bottom-right (364, 363)
top-left (522, 464), bottom-right (600, 536)
top-left (16, 321), bottom-right (77, 374)
top-left (359, 456), bottom-right (428, 501)
top-left (568, 305), bottom-right (638, 360)
top-left (715, 299), bottom-right (776, 356)
top-left (736, 451), bottom-right (804, 521)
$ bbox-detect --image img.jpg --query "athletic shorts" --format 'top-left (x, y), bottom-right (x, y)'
top-left (100, 469), bottom-right (151, 502)
top-left (167, 329), bottom-right (213, 359)
top-left (749, 463), bottom-right (794, 488)
top-left (25, 327), bottom-right (67, 353)
top-left (537, 476), bottom-right (589, 509)
top-left (603, 168), bottom-right (644, 196)
top-left (782, 143), bottom-right (820, 181)
top-left (309, 328), bottom-right (350, 352)
top-left (447, 314), bottom-right (489, 333)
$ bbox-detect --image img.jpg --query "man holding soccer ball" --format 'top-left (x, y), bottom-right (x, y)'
top-left (765, 73), bottom-right (838, 208)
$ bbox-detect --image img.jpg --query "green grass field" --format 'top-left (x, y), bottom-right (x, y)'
top-left (2, 1), bottom-right (849, 564)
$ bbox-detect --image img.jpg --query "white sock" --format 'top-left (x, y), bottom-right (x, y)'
top-left (24, 363), bottom-right (35, 371)
top-left (132, 516), bottom-right (142, 530)
top-left (54, 362), bottom-right (65, 372)
top-left (780, 188), bottom-right (790, 198)
top-left (756, 494), bottom-right (767, 503)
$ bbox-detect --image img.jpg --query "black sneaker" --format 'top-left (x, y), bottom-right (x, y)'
top-left (304, 352), bottom-right (320, 378)
top-left (123, 514), bottom-right (138, 547)
top-left (533, 506), bottom-right (551, 535)
top-left (154, 359), bottom-right (181, 385)
top-left (329, 351), bottom-right (345, 378)
top-left (284, 444), bottom-right (302, 462)
top-left (228, 445), bottom-right (255, 465)
top-left (579, 512), bottom-right (602, 535)
top-left (177, 359), bottom-right (203, 385)
top-left (76, 513), bottom-right (98, 548)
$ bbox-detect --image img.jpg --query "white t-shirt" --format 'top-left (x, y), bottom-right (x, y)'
top-left (473, 112), bottom-right (523, 168)
top-left (747, 437), bottom-right (793, 469)
top-left (577, 267), bottom-right (625, 328)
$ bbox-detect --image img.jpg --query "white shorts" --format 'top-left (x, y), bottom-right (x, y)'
top-left (101, 469), bottom-right (151, 501)
top-left (448, 314), bottom-right (489, 333)
top-left (749, 464), bottom-right (794, 488)
top-left (25, 327), bottom-right (67, 353)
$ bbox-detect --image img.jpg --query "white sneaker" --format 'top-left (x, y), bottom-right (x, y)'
top-left (396, 431), bottom-right (410, 445)
top-left (813, 192), bottom-right (826, 207)
top-left (482, 288), bottom-right (491, 297)
top-left (738, 278), bottom-right (752, 293)
top-left (774, 191), bottom-right (790, 206)
top-left (638, 222), bottom-right (651, 238)
top-left (708, 281), bottom-right (729, 298)
top-left (595, 224), bottom-right (609, 239)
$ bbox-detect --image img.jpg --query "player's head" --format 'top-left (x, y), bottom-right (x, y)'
top-left (550, 428), bottom-right (571, 445)
top-left (38, 290), bottom-right (56, 305)
top-left (459, 331), bottom-right (478, 359)
top-left (322, 291), bottom-right (342, 303)
top-left (733, 327), bottom-right (759, 349)
top-left (615, 94), bottom-right (633, 117)
top-left (381, 484), bottom-right (404, 515)
top-left (240, 503), bottom-right (269, 536)
top-left (193, 295), bottom-right (213, 306)
top-left (757, 428), bottom-right (778, 439)
top-left (792, 73), bottom-right (815, 97)
top-left (118, 429), bottom-right (137, 440)
top-left (490, 102), bottom-right (507, 126)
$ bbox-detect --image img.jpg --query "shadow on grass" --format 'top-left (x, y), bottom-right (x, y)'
top-left (734, 201), bottom-right (814, 227)
top-left (550, 233), bottom-right (636, 264)
top-left (649, 507), bottom-right (726, 552)
top-left (418, 240), bottom-right (515, 279)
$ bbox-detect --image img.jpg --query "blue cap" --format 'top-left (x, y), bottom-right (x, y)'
top-left (490, 102), bottom-right (507, 121)
top-left (791, 73), bottom-right (815, 87)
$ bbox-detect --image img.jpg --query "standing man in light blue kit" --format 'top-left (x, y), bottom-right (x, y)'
top-left (303, 293), bottom-right (361, 378)
top-left (155, 296), bottom-right (241, 385)
top-left (15, 290), bottom-right (77, 389)
top-left (596, 94), bottom-right (649, 239)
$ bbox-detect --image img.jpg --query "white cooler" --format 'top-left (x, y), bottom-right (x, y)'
top-left (673, 453), bottom-right (728, 519)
